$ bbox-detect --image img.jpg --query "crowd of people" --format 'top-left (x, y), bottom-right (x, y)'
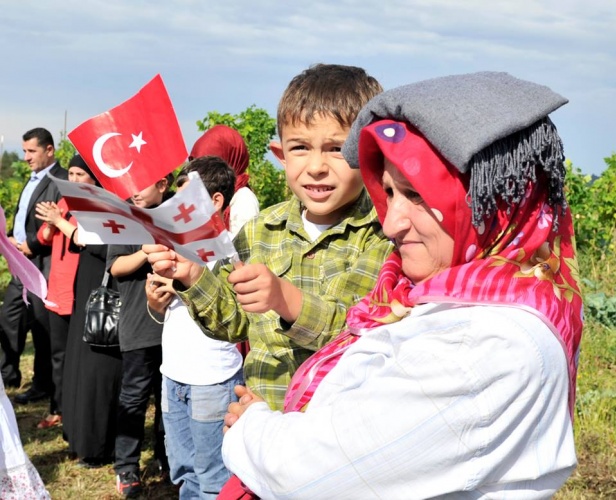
top-left (0, 63), bottom-right (583, 500)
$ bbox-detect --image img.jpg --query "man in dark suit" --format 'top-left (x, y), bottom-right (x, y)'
top-left (0, 127), bottom-right (68, 404)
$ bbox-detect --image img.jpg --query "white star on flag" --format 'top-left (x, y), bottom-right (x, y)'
top-left (49, 172), bottom-right (237, 265)
top-left (129, 131), bottom-right (147, 153)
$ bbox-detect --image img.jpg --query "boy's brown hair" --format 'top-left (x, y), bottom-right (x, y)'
top-left (276, 63), bottom-right (382, 137)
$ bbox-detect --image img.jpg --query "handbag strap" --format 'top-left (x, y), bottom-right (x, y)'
top-left (101, 271), bottom-right (111, 288)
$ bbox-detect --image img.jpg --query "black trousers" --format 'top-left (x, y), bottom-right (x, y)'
top-left (0, 277), bottom-right (53, 391)
top-left (114, 344), bottom-right (165, 474)
top-left (48, 312), bottom-right (70, 414)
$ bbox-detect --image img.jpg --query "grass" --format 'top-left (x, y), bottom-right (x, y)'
top-left (8, 342), bottom-right (177, 499)
top-left (6, 250), bottom-right (616, 498)
top-left (555, 252), bottom-right (616, 499)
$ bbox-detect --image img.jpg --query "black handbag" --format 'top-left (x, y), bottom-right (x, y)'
top-left (83, 271), bottom-right (121, 347)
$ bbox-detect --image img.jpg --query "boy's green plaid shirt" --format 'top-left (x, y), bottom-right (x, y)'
top-left (179, 190), bottom-right (393, 410)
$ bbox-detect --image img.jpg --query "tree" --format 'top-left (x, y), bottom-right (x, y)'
top-left (196, 105), bottom-right (289, 209)
top-left (55, 132), bottom-right (76, 167)
top-left (1, 151), bottom-right (20, 179)
top-left (566, 155), bottom-right (616, 256)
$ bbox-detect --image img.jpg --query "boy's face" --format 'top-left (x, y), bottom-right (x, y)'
top-left (131, 180), bottom-right (166, 208)
top-left (271, 114), bottom-right (364, 225)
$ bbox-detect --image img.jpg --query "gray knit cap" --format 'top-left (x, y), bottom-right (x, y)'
top-left (343, 71), bottom-right (569, 227)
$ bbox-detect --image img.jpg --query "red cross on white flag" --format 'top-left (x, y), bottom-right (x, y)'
top-left (50, 172), bottom-right (236, 265)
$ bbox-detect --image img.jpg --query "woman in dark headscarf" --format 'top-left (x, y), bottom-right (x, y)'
top-left (34, 154), bottom-right (100, 429)
top-left (61, 155), bottom-right (123, 468)
top-left (220, 72), bottom-right (583, 499)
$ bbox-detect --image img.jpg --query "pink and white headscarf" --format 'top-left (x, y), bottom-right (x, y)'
top-left (285, 120), bottom-right (583, 417)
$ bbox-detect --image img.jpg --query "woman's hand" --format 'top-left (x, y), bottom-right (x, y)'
top-left (35, 201), bottom-right (63, 226)
top-left (223, 385), bottom-right (265, 433)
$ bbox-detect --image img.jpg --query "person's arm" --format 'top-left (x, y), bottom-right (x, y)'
top-left (229, 188), bottom-right (260, 238)
top-left (145, 273), bottom-right (175, 315)
top-left (109, 248), bottom-right (149, 277)
top-left (36, 221), bottom-right (55, 246)
top-left (142, 241), bottom-right (246, 342)
top-left (142, 222), bottom-right (257, 343)
top-left (24, 179), bottom-right (63, 258)
top-left (226, 263), bottom-right (303, 324)
top-left (281, 231), bottom-right (393, 350)
top-left (142, 244), bottom-right (204, 287)
top-left (35, 201), bottom-right (77, 241)
top-left (221, 307), bottom-right (575, 499)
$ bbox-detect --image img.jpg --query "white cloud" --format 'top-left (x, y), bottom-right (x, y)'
top-left (0, 0), bottom-right (614, 173)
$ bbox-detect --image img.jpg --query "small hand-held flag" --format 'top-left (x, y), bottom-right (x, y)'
top-left (68, 74), bottom-right (187, 200)
top-left (51, 172), bottom-right (237, 265)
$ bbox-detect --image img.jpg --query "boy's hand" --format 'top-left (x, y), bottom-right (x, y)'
top-left (227, 263), bottom-right (302, 323)
top-left (145, 273), bottom-right (174, 314)
top-left (142, 244), bottom-right (203, 288)
top-left (223, 385), bottom-right (265, 433)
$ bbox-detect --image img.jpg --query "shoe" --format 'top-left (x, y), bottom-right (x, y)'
top-left (77, 457), bottom-right (111, 469)
top-left (155, 457), bottom-right (170, 482)
top-left (116, 470), bottom-right (142, 498)
top-left (2, 377), bottom-right (21, 389)
top-left (14, 386), bottom-right (50, 404)
top-left (37, 414), bottom-right (62, 429)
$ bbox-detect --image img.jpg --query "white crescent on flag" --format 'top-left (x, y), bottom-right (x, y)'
top-left (92, 132), bottom-right (133, 178)
top-left (50, 172), bottom-right (237, 265)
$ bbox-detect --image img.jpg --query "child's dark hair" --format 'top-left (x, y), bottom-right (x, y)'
top-left (277, 63), bottom-right (382, 138)
top-left (164, 172), bottom-right (175, 191)
top-left (177, 156), bottom-right (236, 211)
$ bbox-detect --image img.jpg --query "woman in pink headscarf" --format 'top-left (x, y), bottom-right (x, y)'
top-left (190, 125), bottom-right (260, 237)
top-left (219, 72), bottom-right (583, 499)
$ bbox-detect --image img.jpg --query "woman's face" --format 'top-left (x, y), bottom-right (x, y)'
top-left (68, 166), bottom-right (97, 185)
top-left (382, 159), bottom-right (454, 284)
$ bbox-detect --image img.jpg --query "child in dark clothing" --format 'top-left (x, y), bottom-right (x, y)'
top-left (107, 174), bottom-right (174, 498)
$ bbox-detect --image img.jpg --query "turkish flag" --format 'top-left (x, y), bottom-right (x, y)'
top-left (68, 74), bottom-right (187, 200)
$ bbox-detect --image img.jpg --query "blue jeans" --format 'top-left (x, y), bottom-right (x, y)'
top-left (162, 371), bottom-right (244, 500)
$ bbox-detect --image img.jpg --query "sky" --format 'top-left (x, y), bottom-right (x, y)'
top-left (0, 0), bottom-right (614, 176)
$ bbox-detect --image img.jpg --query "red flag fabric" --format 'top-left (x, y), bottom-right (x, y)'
top-left (68, 74), bottom-right (187, 200)
top-left (49, 172), bottom-right (237, 265)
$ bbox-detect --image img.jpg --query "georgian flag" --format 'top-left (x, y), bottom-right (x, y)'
top-left (68, 74), bottom-right (187, 200)
top-left (50, 172), bottom-right (237, 265)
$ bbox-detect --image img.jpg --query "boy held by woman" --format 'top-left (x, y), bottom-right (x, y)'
top-left (144, 63), bottom-right (394, 412)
